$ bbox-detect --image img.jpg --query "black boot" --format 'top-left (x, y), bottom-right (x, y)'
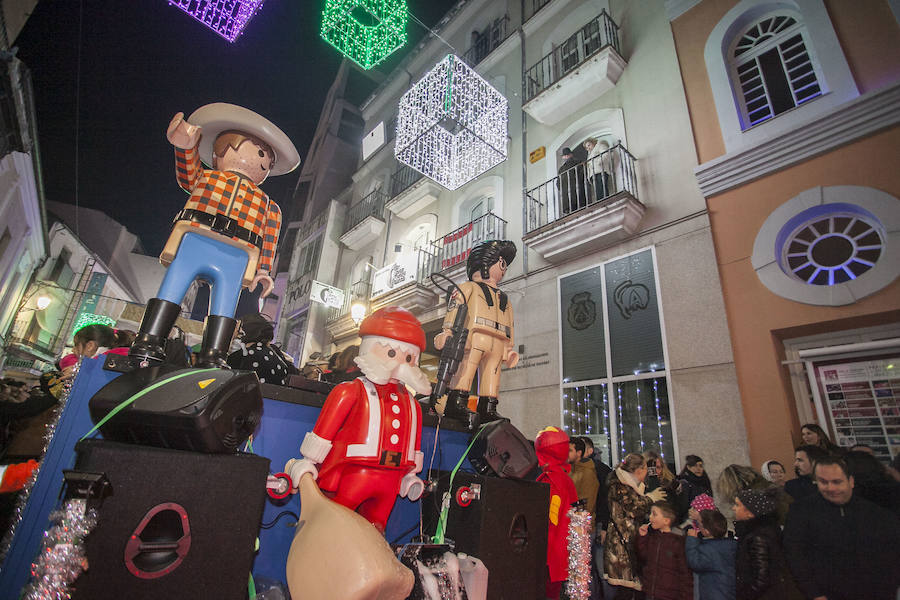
top-left (477, 396), bottom-right (505, 423)
top-left (196, 315), bottom-right (238, 368)
top-left (443, 389), bottom-right (479, 430)
top-left (130, 298), bottom-right (181, 365)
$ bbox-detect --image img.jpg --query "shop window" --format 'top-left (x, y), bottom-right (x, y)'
top-left (559, 248), bottom-right (673, 466)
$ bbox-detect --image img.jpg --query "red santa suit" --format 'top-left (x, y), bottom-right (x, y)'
top-left (313, 376), bottom-right (422, 529)
top-left (286, 306), bottom-right (430, 532)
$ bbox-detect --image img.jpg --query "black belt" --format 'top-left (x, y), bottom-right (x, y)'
top-left (174, 209), bottom-right (262, 249)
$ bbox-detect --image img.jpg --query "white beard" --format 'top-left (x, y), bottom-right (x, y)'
top-left (354, 354), bottom-right (432, 396)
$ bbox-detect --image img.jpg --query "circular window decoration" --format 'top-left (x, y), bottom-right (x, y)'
top-left (779, 205), bottom-right (883, 286)
top-left (752, 187), bottom-right (900, 306)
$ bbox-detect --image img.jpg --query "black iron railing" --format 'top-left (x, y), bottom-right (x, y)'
top-left (523, 11), bottom-right (621, 103)
top-left (524, 143), bottom-right (637, 234)
top-left (523, 0), bottom-right (552, 23)
top-left (390, 163), bottom-right (424, 199)
top-left (326, 279), bottom-right (371, 323)
top-left (462, 15), bottom-right (510, 67)
top-left (429, 212), bottom-right (507, 272)
top-left (344, 189), bottom-right (386, 234)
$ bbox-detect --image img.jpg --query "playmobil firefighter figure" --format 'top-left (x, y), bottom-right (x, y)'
top-left (130, 103), bottom-right (300, 368)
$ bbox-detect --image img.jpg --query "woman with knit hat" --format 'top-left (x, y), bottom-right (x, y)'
top-left (733, 488), bottom-right (798, 599)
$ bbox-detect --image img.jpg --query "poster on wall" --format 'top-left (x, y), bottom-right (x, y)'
top-left (815, 357), bottom-right (900, 460)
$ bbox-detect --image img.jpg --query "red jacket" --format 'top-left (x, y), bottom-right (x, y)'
top-left (636, 528), bottom-right (693, 600)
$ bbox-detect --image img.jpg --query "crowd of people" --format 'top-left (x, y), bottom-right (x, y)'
top-left (556, 426), bottom-right (900, 600)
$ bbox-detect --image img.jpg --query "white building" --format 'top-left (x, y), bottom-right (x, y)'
top-left (283, 0), bottom-right (749, 469)
top-left (0, 4), bottom-right (49, 376)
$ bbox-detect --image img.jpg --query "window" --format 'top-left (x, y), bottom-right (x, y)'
top-left (731, 14), bottom-right (822, 129)
top-left (48, 247), bottom-right (74, 288)
top-left (0, 228), bottom-right (11, 262)
top-left (753, 186), bottom-right (900, 306)
top-left (559, 248), bottom-right (673, 465)
top-left (297, 236), bottom-right (323, 277)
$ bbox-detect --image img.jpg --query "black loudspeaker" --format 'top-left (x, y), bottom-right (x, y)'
top-left (424, 471), bottom-right (550, 600)
top-left (89, 365), bottom-right (262, 453)
top-left (468, 420), bottom-right (539, 478)
top-left (70, 440), bottom-right (269, 600)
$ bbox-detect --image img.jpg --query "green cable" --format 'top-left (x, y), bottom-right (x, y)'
top-left (432, 422), bottom-right (488, 545)
top-left (80, 369), bottom-right (219, 441)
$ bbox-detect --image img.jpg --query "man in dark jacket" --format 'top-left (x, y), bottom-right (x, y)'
top-left (784, 444), bottom-right (827, 501)
top-left (557, 147), bottom-right (586, 214)
top-left (783, 456), bottom-right (900, 600)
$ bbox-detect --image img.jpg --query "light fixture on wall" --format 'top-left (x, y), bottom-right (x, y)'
top-left (395, 54), bottom-right (508, 190)
top-left (350, 302), bottom-right (367, 325)
top-left (35, 296), bottom-right (52, 310)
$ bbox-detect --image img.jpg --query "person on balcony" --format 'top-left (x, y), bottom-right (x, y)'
top-left (558, 147), bottom-right (587, 214)
top-left (584, 138), bottom-right (613, 202)
top-left (129, 103), bottom-right (300, 369)
top-left (434, 240), bottom-right (519, 428)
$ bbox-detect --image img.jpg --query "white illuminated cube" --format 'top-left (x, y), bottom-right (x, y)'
top-left (395, 55), bottom-right (508, 190)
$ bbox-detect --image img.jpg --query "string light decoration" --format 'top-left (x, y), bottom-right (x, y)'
top-left (653, 379), bottom-right (665, 460)
top-left (71, 313), bottom-right (117, 337)
top-left (616, 384), bottom-right (625, 456)
top-left (395, 54), bottom-right (508, 190)
top-left (168, 0), bottom-right (265, 42)
top-left (320, 0), bottom-right (408, 69)
top-left (637, 383), bottom-right (645, 450)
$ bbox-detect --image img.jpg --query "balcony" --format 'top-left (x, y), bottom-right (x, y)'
top-left (429, 212), bottom-right (508, 280)
top-left (340, 189), bottom-right (386, 250)
top-left (522, 11), bottom-right (626, 125)
top-left (385, 163), bottom-right (440, 219)
top-left (462, 15), bottom-right (511, 68)
top-left (523, 0), bottom-right (552, 24)
top-left (369, 248), bottom-right (438, 314)
top-left (522, 143), bottom-right (645, 263)
top-left (325, 279), bottom-right (371, 341)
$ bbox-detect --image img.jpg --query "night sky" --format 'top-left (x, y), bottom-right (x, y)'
top-left (15, 0), bottom-right (457, 256)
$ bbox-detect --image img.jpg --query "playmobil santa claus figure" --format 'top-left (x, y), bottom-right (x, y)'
top-left (285, 307), bottom-right (432, 532)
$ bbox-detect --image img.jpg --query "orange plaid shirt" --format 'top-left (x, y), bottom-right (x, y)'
top-left (174, 144), bottom-right (281, 274)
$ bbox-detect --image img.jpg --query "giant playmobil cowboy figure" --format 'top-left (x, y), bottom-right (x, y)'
top-left (130, 103), bottom-right (300, 367)
top-left (434, 239), bottom-right (519, 427)
top-left (284, 307), bottom-right (432, 532)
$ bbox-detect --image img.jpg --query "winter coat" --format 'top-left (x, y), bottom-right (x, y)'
top-left (591, 456), bottom-right (612, 530)
top-left (783, 475), bottom-right (817, 502)
top-left (635, 528), bottom-right (693, 600)
top-left (783, 492), bottom-right (900, 600)
top-left (685, 536), bottom-right (736, 600)
top-left (734, 515), bottom-right (792, 600)
top-left (604, 469), bottom-right (654, 590)
top-left (570, 459), bottom-right (600, 523)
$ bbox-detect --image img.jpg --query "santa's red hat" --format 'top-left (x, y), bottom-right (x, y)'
top-left (535, 426), bottom-right (570, 467)
top-left (358, 307), bottom-right (426, 352)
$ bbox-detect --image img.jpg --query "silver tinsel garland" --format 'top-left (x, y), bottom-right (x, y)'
top-left (0, 357), bottom-right (81, 564)
top-left (566, 507), bottom-right (592, 600)
top-left (21, 498), bottom-right (98, 600)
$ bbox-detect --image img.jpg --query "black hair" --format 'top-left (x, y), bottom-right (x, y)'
top-left (813, 455), bottom-right (850, 479)
top-left (570, 436), bottom-right (586, 456)
top-left (795, 444), bottom-right (829, 464)
top-left (73, 324), bottom-right (115, 349)
top-left (466, 240), bottom-right (516, 281)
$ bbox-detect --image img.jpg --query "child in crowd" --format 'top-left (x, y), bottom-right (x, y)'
top-left (733, 488), bottom-right (793, 600)
top-left (685, 492), bottom-right (716, 531)
top-left (636, 501), bottom-right (693, 600)
top-left (59, 324), bottom-right (117, 379)
top-left (686, 509), bottom-right (736, 600)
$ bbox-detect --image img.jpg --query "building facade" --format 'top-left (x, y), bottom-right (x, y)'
top-left (670, 0), bottom-right (900, 467)
top-left (287, 0), bottom-right (750, 471)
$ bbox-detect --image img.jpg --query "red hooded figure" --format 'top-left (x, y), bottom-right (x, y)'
top-left (535, 426), bottom-right (579, 598)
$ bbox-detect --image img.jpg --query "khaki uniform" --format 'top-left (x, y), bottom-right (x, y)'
top-left (443, 280), bottom-right (515, 398)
